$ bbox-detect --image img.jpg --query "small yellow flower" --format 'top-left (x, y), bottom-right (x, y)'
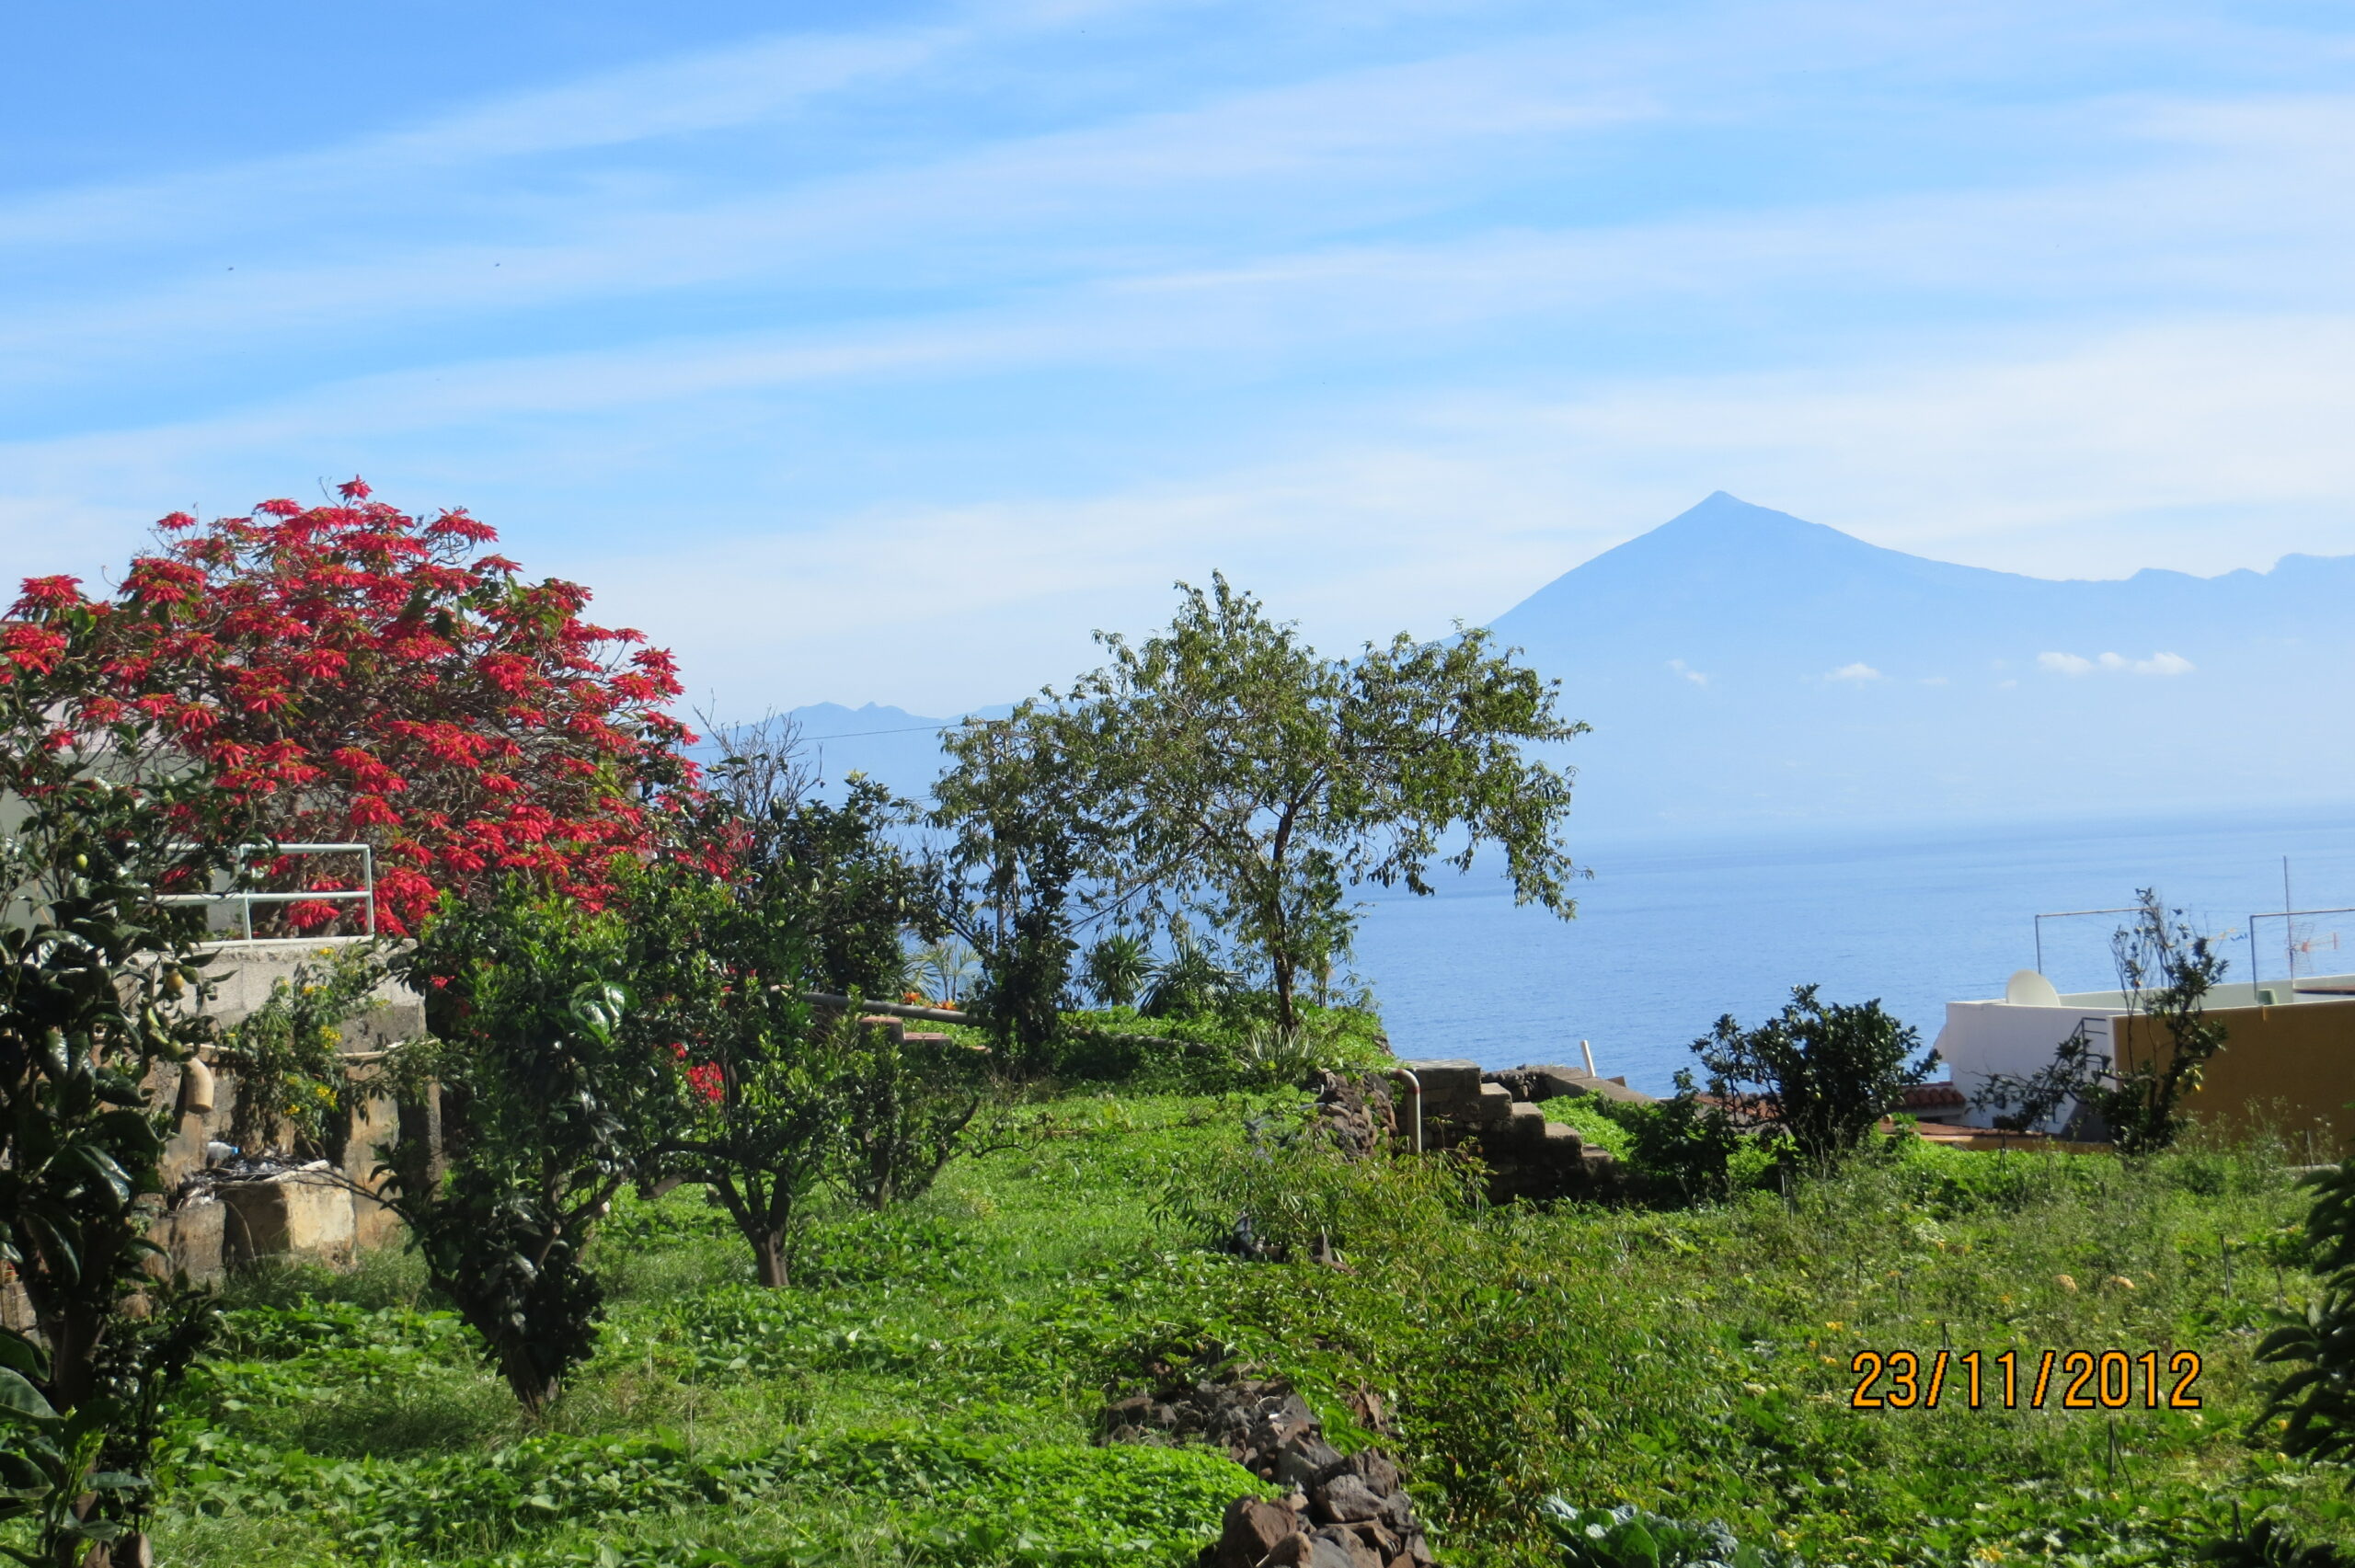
top-left (1824, 1321), bottom-right (1844, 1332)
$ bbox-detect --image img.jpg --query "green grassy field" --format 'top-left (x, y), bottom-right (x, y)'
top-left (146, 1085), bottom-right (2350, 1567)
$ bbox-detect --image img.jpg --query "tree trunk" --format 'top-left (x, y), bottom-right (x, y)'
top-left (752, 1229), bottom-right (788, 1288)
top-left (1271, 951), bottom-right (1298, 1033)
top-left (497, 1343), bottom-right (562, 1416)
top-left (40, 1297), bottom-right (106, 1413)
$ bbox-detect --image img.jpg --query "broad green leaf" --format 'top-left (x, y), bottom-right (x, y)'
top-left (0, 1369), bottom-right (57, 1421)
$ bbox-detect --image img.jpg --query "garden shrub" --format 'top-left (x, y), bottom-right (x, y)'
top-left (0, 590), bottom-right (251, 1565)
top-left (387, 887), bottom-right (662, 1413)
top-left (1614, 1078), bottom-right (1748, 1205)
top-left (2259, 1151), bottom-right (2355, 1475)
top-left (838, 1016), bottom-right (983, 1210)
top-left (1692, 985), bottom-right (1934, 1171)
top-left (1154, 1112), bottom-right (1479, 1261)
top-left (1049, 1004), bottom-right (1388, 1093)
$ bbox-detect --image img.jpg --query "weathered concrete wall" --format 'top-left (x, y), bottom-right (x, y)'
top-left (195, 937), bottom-right (423, 1051)
top-left (147, 937), bottom-right (429, 1278)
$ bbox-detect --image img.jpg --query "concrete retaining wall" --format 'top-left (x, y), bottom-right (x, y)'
top-left (149, 937), bottom-right (429, 1279)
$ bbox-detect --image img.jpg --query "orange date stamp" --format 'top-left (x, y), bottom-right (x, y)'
top-left (1848, 1348), bottom-right (2202, 1411)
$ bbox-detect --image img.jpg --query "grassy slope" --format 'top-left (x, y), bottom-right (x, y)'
top-left (148, 1088), bottom-right (2350, 1568)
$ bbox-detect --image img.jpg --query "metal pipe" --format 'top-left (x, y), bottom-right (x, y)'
top-left (1580, 1038), bottom-right (1596, 1076)
top-left (1390, 1067), bottom-right (1423, 1154)
top-left (800, 992), bottom-right (977, 1025)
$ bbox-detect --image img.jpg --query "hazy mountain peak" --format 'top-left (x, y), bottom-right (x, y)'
top-left (788, 496), bottom-right (2354, 830)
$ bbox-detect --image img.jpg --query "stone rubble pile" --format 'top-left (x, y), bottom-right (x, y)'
top-left (1307, 1070), bottom-right (1398, 1157)
top-left (1102, 1368), bottom-right (1436, 1568)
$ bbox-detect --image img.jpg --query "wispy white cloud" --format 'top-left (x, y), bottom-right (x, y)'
top-left (0, 35), bottom-right (1659, 388)
top-left (2131, 651), bottom-right (2196, 675)
top-left (1827, 662), bottom-right (1883, 682)
top-left (0, 26), bottom-right (972, 252)
top-left (2039, 649), bottom-right (2196, 676)
top-left (5, 0), bottom-right (2354, 711)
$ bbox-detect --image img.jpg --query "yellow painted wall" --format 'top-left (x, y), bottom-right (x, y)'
top-left (2113, 999), bottom-right (2355, 1155)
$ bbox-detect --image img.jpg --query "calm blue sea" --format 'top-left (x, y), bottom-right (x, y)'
top-left (1349, 805), bottom-right (2355, 1095)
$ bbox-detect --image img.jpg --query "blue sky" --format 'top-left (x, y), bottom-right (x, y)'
top-left (6, 0), bottom-right (2354, 715)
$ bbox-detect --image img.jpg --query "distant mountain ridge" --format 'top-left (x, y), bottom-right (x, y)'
top-left (1488, 493), bottom-right (2354, 825)
top-left (1499, 493), bottom-right (2355, 677)
top-left (787, 494), bottom-right (2355, 829)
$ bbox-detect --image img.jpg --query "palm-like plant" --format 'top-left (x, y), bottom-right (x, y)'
top-left (912, 940), bottom-right (980, 1006)
top-left (1140, 931), bottom-right (1243, 1020)
top-left (1082, 934), bottom-right (1151, 1009)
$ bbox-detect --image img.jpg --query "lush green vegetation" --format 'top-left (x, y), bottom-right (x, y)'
top-left (135, 1081), bottom-right (2350, 1568)
top-left (13, 498), bottom-right (2349, 1566)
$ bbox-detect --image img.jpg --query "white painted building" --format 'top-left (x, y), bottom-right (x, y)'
top-left (1932, 968), bottom-right (2355, 1132)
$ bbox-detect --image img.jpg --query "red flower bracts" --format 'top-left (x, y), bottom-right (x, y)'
top-left (6, 485), bottom-right (698, 934)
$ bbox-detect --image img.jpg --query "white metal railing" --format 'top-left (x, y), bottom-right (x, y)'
top-left (2031, 906), bottom-right (2142, 978)
top-left (157, 842), bottom-right (375, 942)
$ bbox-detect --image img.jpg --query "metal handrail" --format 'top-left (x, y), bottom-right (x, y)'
top-left (1390, 1067), bottom-right (1423, 1154)
top-left (156, 842), bottom-right (374, 942)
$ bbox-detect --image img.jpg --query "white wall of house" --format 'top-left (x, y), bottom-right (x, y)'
top-left (1931, 1001), bottom-right (2122, 1132)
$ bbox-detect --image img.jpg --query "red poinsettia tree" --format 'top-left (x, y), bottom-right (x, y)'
top-left (8, 479), bottom-right (699, 935)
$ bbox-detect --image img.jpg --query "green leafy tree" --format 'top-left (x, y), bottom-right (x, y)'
top-left (385, 887), bottom-right (663, 1412)
top-left (704, 716), bottom-right (939, 1001)
top-left (1620, 1073), bottom-right (1747, 1205)
top-left (0, 582), bottom-right (249, 1563)
top-left (1975, 890), bottom-right (2227, 1154)
top-left (1692, 985), bottom-right (1933, 1171)
top-left (618, 862), bottom-right (837, 1288)
top-left (964, 576), bottom-right (1587, 1031)
top-left (932, 715), bottom-right (1095, 1067)
top-left (836, 1012), bottom-right (981, 1210)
